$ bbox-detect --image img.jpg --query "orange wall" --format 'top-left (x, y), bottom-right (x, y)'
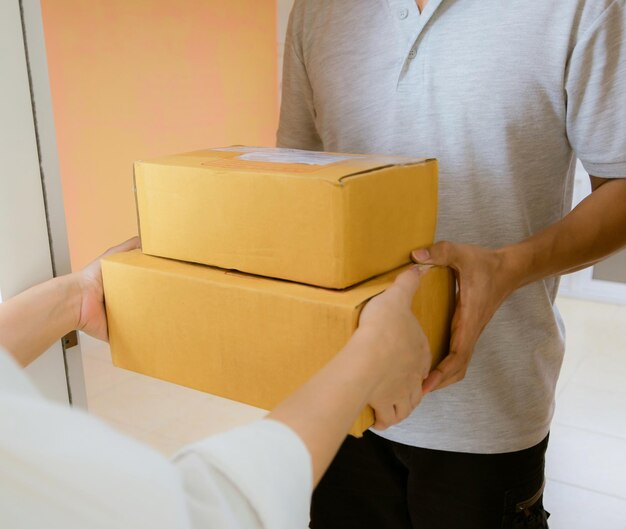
top-left (41, 1), bottom-right (278, 269)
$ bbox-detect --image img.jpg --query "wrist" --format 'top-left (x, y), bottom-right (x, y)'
top-left (495, 242), bottom-right (535, 292)
top-left (62, 273), bottom-right (85, 332)
top-left (338, 327), bottom-right (388, 402)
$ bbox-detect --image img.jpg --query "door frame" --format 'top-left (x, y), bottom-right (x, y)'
top-left (0, 0), bottom-right (86, 406)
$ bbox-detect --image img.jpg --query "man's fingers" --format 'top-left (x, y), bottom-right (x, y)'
top-left (422, 351), bottom-right (466, 394)
top-left (421, 295), bottom-right (465, 394)
top-left (426, 309), bottom-right (476, 394)
top-left (422, 367), bottom-right (444, 394)
top-left (411, 240), bottom-right (461, 268)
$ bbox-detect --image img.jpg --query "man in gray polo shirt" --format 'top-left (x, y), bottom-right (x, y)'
top-left (277, 1), bottom-right (626, 528)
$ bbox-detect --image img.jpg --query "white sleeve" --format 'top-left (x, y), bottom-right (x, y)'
top-left (276, 1), bottom-right (323, 151)
top-left (173, 419), bottom-right (313, 529)
top-left (0, 348), bottom-right (311, 529)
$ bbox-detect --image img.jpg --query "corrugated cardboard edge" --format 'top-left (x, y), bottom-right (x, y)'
top-left (106, 250), bottom-right (396, 309)
top-left (337, 158), bottom-right (437, 185)
top-left (132, 163), bottom-right (143, 249)
top-left (135, 148), bottom-right (435, 186)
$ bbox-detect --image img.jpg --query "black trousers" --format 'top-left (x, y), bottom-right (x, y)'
top-left (310, 431), bottom-right (550, 529)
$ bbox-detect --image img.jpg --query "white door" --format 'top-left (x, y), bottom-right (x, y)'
top-left (0, 0), bottom-right (86, 405)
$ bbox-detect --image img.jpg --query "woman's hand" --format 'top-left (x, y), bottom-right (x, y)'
top-left (356, 266), bottom-right (432, 430)
top-left (268, 265), bottom-right (432, 485)
top-left (0, 237), bottom-right (140, 366)
top-left (75, 237), bottom-right (140, 341)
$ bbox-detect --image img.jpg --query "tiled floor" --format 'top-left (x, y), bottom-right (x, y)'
top-left (80, 296), bottom-right (626, 528)
top-left (545, 297), bottom-right (626, 528)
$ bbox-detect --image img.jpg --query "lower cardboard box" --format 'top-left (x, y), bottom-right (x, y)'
top-left (102, 251), bottom-right (455, 437)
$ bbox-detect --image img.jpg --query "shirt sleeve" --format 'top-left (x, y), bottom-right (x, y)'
top-left (566, 1), bottom-right (626, 178)
top-left (276, 1), bottom-right (323, 151)
top-left (1, 345), bottom-right (311, 529)
top-left (173, 419), bottom-right (312, 529)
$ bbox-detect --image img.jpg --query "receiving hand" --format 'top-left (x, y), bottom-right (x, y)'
top-left (75, 237), bottom-right (140, 341)
top-left (357, 266), bottom-right (432, 430)
top-left (412, 241), bottom-right (515, 394)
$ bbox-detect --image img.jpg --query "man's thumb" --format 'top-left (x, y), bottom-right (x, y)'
top-left (411, 247), bottom-right (432, 264)
top-left (412, 241), bottom-right (455, 266)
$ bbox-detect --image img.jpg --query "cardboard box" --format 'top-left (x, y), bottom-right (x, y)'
top-left (102, 251), bottom-right (455, 437)
top-left (135, 146), bottom-right (438, 289)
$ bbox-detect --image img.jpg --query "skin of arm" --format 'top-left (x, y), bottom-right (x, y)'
top-left (269, 266), bottom-right (431, 486)
top-left (0, 237), bottom-right (140, 366)
top-left (412, 176), bottom-right (626, 393)
top-left (0, 274), bottom-right (81, 367)
top-left (0, 238), bottom-right (432, 488)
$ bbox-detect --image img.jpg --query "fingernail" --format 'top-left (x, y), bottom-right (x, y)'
top-left (412, 249), bottom-right (430, 263)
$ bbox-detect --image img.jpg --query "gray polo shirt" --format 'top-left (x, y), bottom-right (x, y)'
top-left (277, 0), bottom-right (626, 453)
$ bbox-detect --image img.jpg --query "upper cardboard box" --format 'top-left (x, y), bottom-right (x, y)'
top-left (135, 146), bottom-right (438, 289)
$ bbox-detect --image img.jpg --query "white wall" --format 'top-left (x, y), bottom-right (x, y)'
top-left (0, 0), bottom-right (70, 403)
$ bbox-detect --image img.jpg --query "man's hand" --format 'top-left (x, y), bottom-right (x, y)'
top-left (412, 242), bottom-right (516, 394)
top-left (76, 237), bottom-right (140, 341)
top-left (357, 266), bottom-right (432, 430)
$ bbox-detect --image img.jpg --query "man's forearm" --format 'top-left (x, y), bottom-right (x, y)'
top-left (0, 274), bottom-right (81, 366)
top-left (500, 178), bottom-right (626, 289)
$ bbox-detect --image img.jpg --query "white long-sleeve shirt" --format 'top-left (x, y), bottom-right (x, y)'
top-left (0, 348), bottom-right (312, 529)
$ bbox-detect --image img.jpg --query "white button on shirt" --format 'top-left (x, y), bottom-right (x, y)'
top-left (0, 348), bottom-right (312, 529)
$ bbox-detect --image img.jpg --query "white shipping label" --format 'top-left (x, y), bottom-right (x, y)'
top-left (213, 146), bottom-right (360, 165)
